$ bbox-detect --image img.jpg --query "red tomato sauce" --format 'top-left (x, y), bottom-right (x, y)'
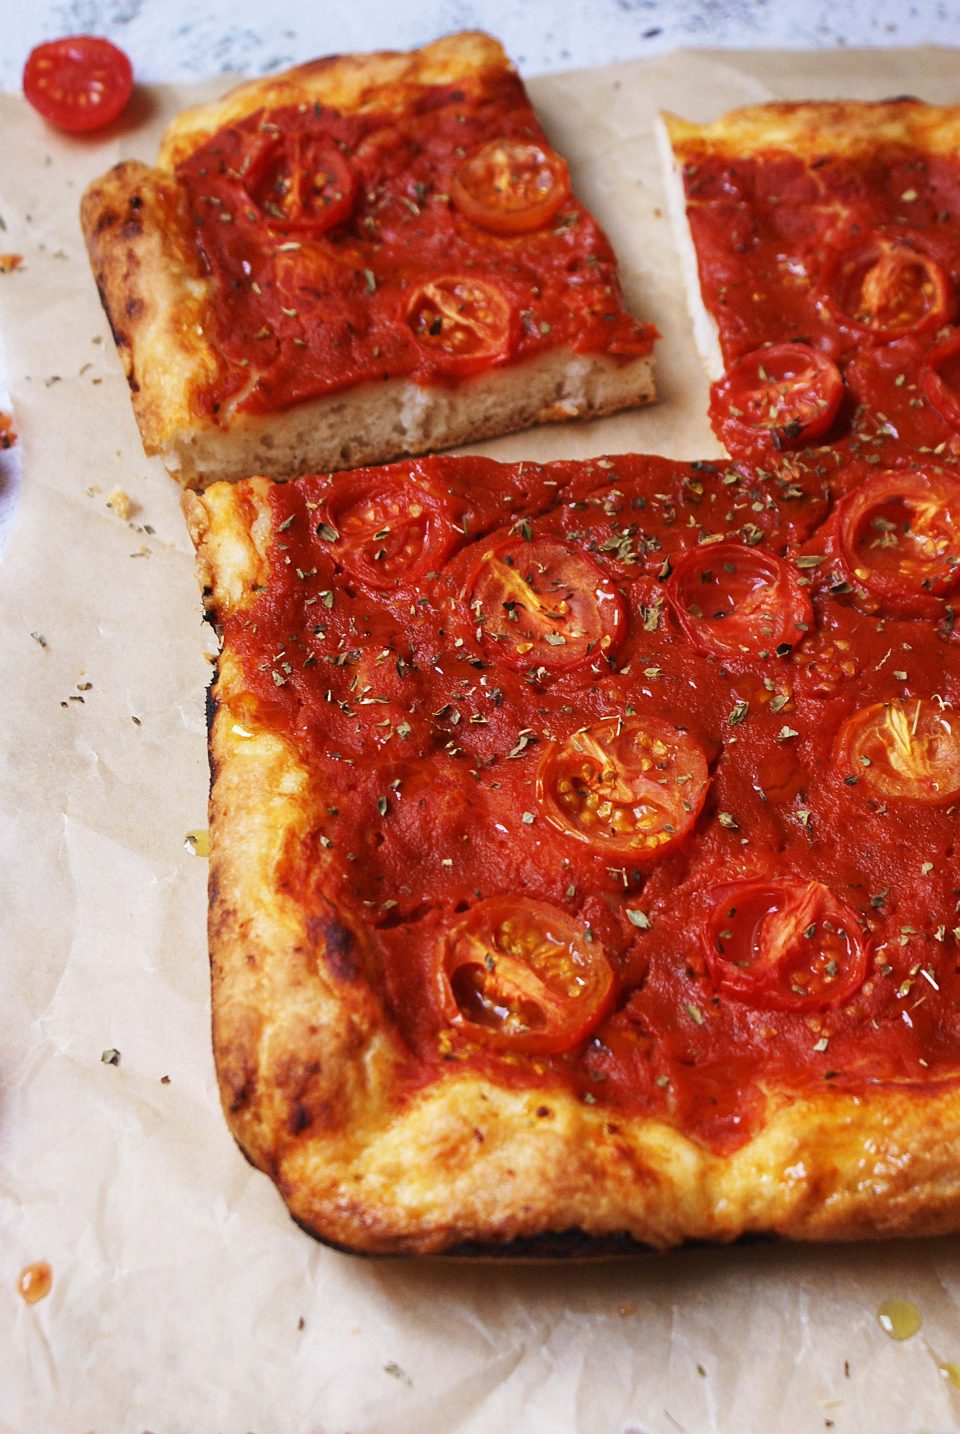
top-left (223, 452), bottom-right (960, 1154)
top-left (174, 74), bottom-right (654, 418)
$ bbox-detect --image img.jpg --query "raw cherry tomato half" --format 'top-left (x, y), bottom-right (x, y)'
top-left (836, 467), bottom-right (960, 612)
top-left (23, 36), bottom-right (133, 134)
top-left (406, 275), bottom-right (514, 373)
top-left (321, 474), bottom-right (456, 590)
top-left (709, 343), bottom-right (843, 453)
top-left (450, 138), bottom-right (570, 235)
top-left (835, 699), bottom-right (960, 804)
top-left (922, 329), bottom-right (960, 430)
top-left (437, 896), bottom-right (614, 1054)
top-left (536, 715), bottom-right (710, 862)
top-left (822, 233), bottom-right (954, 340)
top-left (244, 133), bottom-right (355, 233)
top-left (467, 536), bottom-right (625, 671)
top-left (704, 877), bottom-right (869, 1011)
top-left (666, 541), bottom-right (812, 660)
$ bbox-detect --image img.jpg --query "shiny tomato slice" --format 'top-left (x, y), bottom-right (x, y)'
top-left (922, 329), bottom-right (960, 430)
top-left (537, 715), bottom-right (710, 861)
top-left (406, 275), bottom-right (514, 374)
top-left (467, 536), bottom-right (625, 671)
top-left (437, 896), bottom-right (614, 1054)
top-left (710, 343), bottom-right (843, 453)
top-left (704, 878), bottom-right (869, 1011)
top-left (822, 233), bottom-right (954, 340)
top-left (23, 36), bottom-right (133, 133)
top-left (244, 133), bottom-right (355, 233)
top-left (321, 474), bottom-right (456, 590)
top-left (835, 699), bottom-right (960, 804)
top-left (836, 467), bottom-right (960, 613)
top-left (450, 138), bottom-right (570, 234)
top-left (666, 541), bottom-right (812, 660)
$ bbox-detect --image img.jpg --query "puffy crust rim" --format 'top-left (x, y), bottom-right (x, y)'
top-left (661, 98), bottom-right (960, 159)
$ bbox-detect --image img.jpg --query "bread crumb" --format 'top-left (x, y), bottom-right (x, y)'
top-left (106, 487), bottom-right (134, 520)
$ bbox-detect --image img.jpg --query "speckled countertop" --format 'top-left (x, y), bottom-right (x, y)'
top-left (3, 0), bottom-right (959, 87)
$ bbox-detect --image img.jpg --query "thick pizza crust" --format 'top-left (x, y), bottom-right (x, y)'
top-left (81, 33), bottom-right (655, 490)
top-left (186, 477), bottom-right (960, 1257)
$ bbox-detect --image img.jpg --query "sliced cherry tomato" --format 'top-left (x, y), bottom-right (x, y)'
top-left (437, 896), bottom-right (614, 1054)
top-left (666, 541), bottom-right (812, 660)
top-left (922, 329), bottom-right (960, 430)
top-left (709, 343), bottom-right (843, 454)
top-left (23, 36), bottom-right (133, 134)
top-left (536, 715), bottom-right (710, 861)
top-left (822, 233), bottom-right (954, 340)
top-left (704, 877), bottom-right (869, 1011)
top-left (405, 276), bottom-right (514, 374)
top-left (835, 699), bottom-right (960, 804)
top-left (450, 138), bottom-right (570, 235)
top-left (321, 473), bottom-right (456, 590)
top-left (243, 133), bottom-right (355, 233)
top-left (836, 468), bottom-right (960, 613)
top-left (466, 536), bottom-right (625, 671)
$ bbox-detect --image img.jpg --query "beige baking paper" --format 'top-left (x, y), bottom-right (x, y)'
top-left (4, 46), bottom-right (960, 1434)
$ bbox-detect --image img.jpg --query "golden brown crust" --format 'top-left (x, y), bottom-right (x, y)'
top-left (188, 477), bottom-right (960, 1257)
top-left (661, 97), bottom-right (960, 160)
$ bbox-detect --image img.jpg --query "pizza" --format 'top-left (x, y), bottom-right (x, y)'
top-left (79, 32), bottom-right (656, 490)
top-left (184, 443), bottom-right (960, 1256)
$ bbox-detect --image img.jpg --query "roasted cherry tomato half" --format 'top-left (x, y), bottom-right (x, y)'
top-left (921, 328), bottom-right (960, 430)
top-left (244, 133), bottom-right (355, 233)
top-left (536, 715), bottom-right (710, 861)
top-left (321, 474), bottom-right (457, 590)
top-left (450, 138), bottom-right (570, 235)
top-left (835, 699), bottom-right (960, 804)
top-left (709, 343), bottom-right (843, 454)
top-left (406, 275), bottom-right (514, 373)
top-left (704, 877), bottom-right (869, 1011)
top-left (822, 233), bottom-right (954, 341)
top-left (437, 895), bottom-right (615, 1054)
top-left (666, 541), bottom-right (812, 660)
top-left (467, 536), bottom-right (625, 671)
top-left (836, 467), bottom-right (960, 613)
top-left (23, 35), bottom-right (133, 133)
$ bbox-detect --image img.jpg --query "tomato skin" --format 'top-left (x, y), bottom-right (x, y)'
top-left (709, 342), bottom-right (843, 456)
top-left (243, 134), bottom-right (355, 233)
top-left (703, 878), bottom-right (870, 1011)
top-left (921, 328), bottom-right (960, 430)
top-left (536, 715), bottom-right (710, 861)
top-left (321, 473), bottom-right (456, 590)
top-left (666, 541), bottom-right (812, 661)
top-left (835, 467), bottom-right (960, 615)
top-left (23, 36), bottom-right (133, 134)
top-left (466, 535), bottom-right (625, 672)
top-left (437, 896), bottom-right (615, 1055)
top-left (450, 138), bottom-right (570, 235)
top-left (835, 699), bottom-right (960, 805)
top-left (821, 232), bottom-right (954, 341)
top-left (405, 275), bottom-right (515, 375)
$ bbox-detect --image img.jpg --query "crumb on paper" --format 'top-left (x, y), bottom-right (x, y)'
top-left (0, 253), bottom-right (22, 273)
top-left (384, 1361), bottom-right (412, 1386)
top-left (101, 1048), bottom-right (121, 1066)
top-left (30, 631), bottom-right (47, 648)
top-left (106, 488), bottom-right (134, 520)
top-left (0, 412), bottom-right (16, 449)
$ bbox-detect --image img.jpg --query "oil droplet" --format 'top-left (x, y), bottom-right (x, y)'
top-left (939, 1362), bottom-right (960, 1388)
top-left (185, 829), bottom-right (209, 858)
top-left (877, 1298), bottom-right (922, 1340)
top-left (17, 1262), bottom-right (52, 1304)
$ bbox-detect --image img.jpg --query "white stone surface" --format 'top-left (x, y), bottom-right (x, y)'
top-left (2, 0), bottom-right (959, 89)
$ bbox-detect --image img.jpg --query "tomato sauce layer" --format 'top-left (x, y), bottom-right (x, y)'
top-left (223, 453), bottom-right (960, 1154)
top-left (175, 73), bottom-right (654, 417)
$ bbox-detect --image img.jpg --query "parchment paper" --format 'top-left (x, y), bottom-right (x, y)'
top-left (4, 46), bottom-right (960, 1434)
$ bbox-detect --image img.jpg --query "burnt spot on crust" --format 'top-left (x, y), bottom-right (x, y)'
top-left (229, 1079), bottom-right (252, 1114)
top-left (130, 194), bottom-right (143, 210)
top-left (94, 208), bottom-right (118, 236)
top-left (125, 296), bottom-right (144, 319)
top-left (97, 282), bottom-right (129, 350)
top-left (289, 1102), bottom-right (312, 1135)
top-left (309, 914), bottom-right (360, 982)
top-left (121, 215), bottom-right (144, 240)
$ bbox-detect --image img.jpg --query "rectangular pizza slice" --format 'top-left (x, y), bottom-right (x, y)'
top-left (185, 449), bottom-right (960, 1256)
top-left (81, 32), bottom-right (657, 490)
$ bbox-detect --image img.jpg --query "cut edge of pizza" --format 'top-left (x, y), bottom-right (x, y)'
top-left (81, 32), bottom-right (657, 491)
top-left (184, 467), bottom-right (960, 1258)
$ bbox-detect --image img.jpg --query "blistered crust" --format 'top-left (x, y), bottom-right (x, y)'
top-left (661, 98), bottom-right (960, 160)
top-left (188, 478), bottom-right (960, 1256)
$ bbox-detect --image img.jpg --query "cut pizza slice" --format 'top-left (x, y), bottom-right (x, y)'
top-left (185, 449), bottom-right (960, 1256)
top-left (658, 99), bottom-right (960, 466)
top-left (81, 32), bottom-right (656, 490)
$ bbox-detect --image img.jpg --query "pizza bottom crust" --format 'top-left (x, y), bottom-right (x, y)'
top-left (167, 348), bottom-right (655, 489)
